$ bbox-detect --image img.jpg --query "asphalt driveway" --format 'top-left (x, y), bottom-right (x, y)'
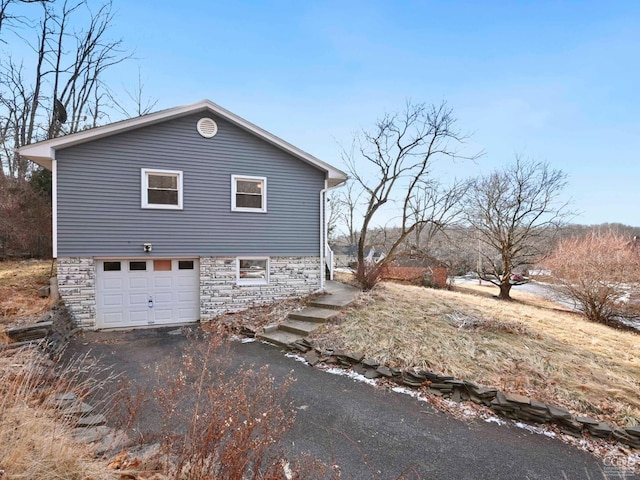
top-left (65, 327), bottom-right (636, 480)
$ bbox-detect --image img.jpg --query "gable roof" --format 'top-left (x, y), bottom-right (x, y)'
top-left (18, 99), bottom-right (347, 187)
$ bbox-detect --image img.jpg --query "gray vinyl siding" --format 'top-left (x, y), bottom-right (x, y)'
top-left (56, 113), bottom-right (326, 257)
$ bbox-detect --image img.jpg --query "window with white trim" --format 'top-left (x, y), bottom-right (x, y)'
top-left (141, 168), bottom-right (183, 209)
top-left (237, 257), bottom-right (269, 284)
top-left (231, 175), bottom-right (266, 212)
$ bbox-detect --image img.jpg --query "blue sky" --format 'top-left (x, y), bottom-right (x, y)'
top-left (107, 1), bottom-right (639, 225)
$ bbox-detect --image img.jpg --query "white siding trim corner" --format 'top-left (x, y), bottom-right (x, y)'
top-left (52, 159), bottom-right (58, 258)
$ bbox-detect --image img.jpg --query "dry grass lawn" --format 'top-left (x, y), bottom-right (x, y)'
top-left (0, 259), bottom-right (53, 331)
top-left (0, 347), bottom-right (116, 479)
top-left (313, 281), bottom-right (640, 427)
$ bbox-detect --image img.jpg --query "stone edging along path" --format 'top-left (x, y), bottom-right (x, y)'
top-left (270, 336), bottom-right (640, 451)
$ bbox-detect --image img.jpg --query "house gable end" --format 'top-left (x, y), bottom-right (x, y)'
top-left (19, 99), bottom-right (347, 186)
top-left (55, 112), bottom-right (326, 257)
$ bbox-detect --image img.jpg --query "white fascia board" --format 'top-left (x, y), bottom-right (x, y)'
top-left (18, 100), bottom-right (349, 184)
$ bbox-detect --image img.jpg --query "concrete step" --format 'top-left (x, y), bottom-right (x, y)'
top-left (279, 319), bottom-right (322, 336)
top-left (289, 307), bottom-right (339, 323)
top-left (257, 330), bottom-right (303, 348)
top-left (308, 296), bottom-right (356, 310)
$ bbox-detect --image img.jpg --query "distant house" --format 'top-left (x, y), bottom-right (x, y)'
top-left (383, 252), bottom-right (449, 287)
top-left (20, 100), bottom-right (347, 329)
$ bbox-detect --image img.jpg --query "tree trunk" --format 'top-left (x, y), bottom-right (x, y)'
top-left (499, 281), bottom-right (512, 300)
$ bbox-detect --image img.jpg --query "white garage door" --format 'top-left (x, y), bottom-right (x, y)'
top-left (96, 259), bottom-right (199, 329)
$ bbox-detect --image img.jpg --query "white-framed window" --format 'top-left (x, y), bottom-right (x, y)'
top-left (231, 175), bottom-right (266, 212)
top-left (236, 257), bottom-right (269, 285)
top-left (141, 168), bottom-right (183, 209)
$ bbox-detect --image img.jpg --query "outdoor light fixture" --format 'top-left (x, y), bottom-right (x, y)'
top-left (143, 243), bottom-right (152, 253)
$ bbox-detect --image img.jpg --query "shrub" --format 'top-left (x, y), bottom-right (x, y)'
top-left (152, 330), bottom-right (335, 479)
top-left (545, 231), bottom-right (640, 325)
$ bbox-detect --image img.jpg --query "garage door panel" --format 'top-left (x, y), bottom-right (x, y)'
top-left (97, 259), bottom-right (199, 328)
top-left (154, 309), bottom-right (173, 321)
top-left (103, 294), bottom-right (123, 307)
top-left (154, 277), bottom-right (173, 288)
top-left (178, 308), bottom-right (197, 322)
top-left (154, 293), bottom-right (173, 305)
top-left (102, 314), bottom-right (124, 326)
top-left (129, 293), bottom-right (149, 306)
top-left (103, 278), bottom-right (123, 290)
top-left (178, 291), bottom-right (197, 302)
top-left (129, 277), bottom-right (150, 289)
top-left (177, 275), bottom-right (197, 287)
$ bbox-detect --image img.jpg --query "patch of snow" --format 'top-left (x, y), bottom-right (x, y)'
top-left (241, 337), bottom-right (256, 343)
top-left (514, 421), bottom-right (556, 438)
top-left (284, 353), bottom-right (307, 363)
top-left (325, 367), bottom-right (378, 386)
top-left (391, 386), bottom-right (421, 399)
top-left (485, 417), bottom-right (506, 425)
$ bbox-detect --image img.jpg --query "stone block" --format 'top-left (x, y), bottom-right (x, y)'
top-left (575, 416), bottom-right (599, 426)
top-left (444, 379), bottom-right (466, 387)
top-left (364, 369), bottom-right (381, 379)
top-left (503, 393), bottom-right (531, 405)
top-left (362, 358), bottom-right (380, 368)
top-left (529, 399), bottom-right (547, 410)
top-left (430, 383), bottom-right (454, 391)
top-left (405, 370), bottom-right (427, 382)
top-left (547, 405), bottom-right (572, 420)
top-left (335, 351), bottom-right (364, 364)
top-left (46, 392), bottom-right (77, 407)
top-left (402, 378), bottom-right (423, 388)
top-left (515, 411), bottom-right (551, 424)
top-left (625, 426), bottom-right (640, 438)
top-left (559, 418), bottom-right (583, 432)
top-left (613, 429), bottom-right (640, 448)
top-left (72, 426), bottom-right (111, 444)
top-left (587, 422), bottom-right (613, 438)
top-left (468, 385), bottom-right (497, 398)
top-left (75, 413), bottom-right (107, 427)
top-left (376, 366), bottom-right (394, 378)
top-left (304, 350), bottom-right (320, 366)
top-left (352, 363), bottom-right (367, 375)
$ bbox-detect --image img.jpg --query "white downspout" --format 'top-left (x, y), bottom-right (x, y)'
top-left (319, 181), bottom-right (328, 291)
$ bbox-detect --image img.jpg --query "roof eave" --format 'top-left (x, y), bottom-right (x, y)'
top-left (18, 99), bottom-right (348, 179)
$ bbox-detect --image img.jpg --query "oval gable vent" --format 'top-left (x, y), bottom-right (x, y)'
top-left (197, 117), bottom-right (218, 138)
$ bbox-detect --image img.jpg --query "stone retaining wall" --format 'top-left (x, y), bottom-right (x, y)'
top-left (200, 256), bottom-right (321, 320)
top-left (289, 340), bottom-right (640, 451)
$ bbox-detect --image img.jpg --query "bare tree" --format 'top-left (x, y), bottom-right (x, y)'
top-left (108, 66), bottom-right (158, 118)
top-left (0, 0), bottom-right (43, 40)
top-left (544, 231), bottom-right (640, 326)
top-left (0, 0), bottom-right (134, 257)
top-left (330, 180), bottom-right (362, 248)
top-left (0, 0), bottom-right (129, 180)
top-left (344, 101), bottom-right (476, 290)
top-left (463, 157), bottom-right (570, 300)
top-left (409, 178), bottom-right (469, 253)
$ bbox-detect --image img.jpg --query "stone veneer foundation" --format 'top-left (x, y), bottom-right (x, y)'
top-left (199, 256), bottom-right (321, 320)
top-left (56, 256), bottom-right (322, 328)
top-left (56, 257), bottom-right (96, 329)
